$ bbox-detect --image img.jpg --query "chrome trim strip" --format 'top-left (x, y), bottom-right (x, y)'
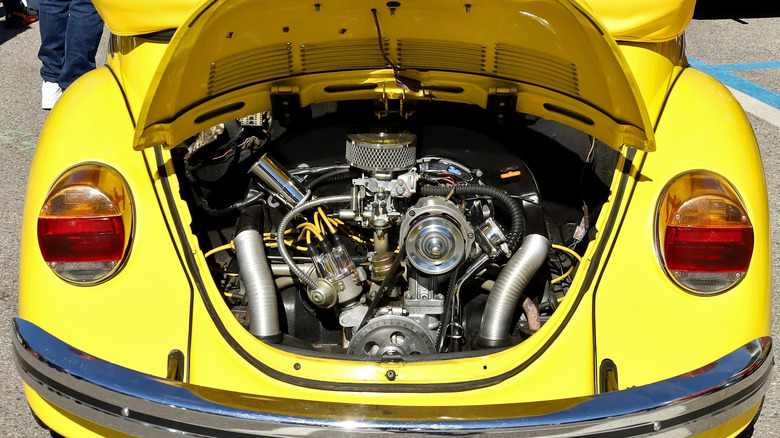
top-left (13, 318), bottom-right (773, 437)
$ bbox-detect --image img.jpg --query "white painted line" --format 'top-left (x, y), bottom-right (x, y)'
top-left (728, 86), bottom-right (780, 128)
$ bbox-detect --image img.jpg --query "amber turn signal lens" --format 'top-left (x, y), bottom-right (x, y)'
top-left (38, 164), bottom-right (133, 284)
top-left (656, 171), bottom-right (753, 293)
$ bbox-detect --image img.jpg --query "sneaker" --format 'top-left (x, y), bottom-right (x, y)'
top-left (5, 7), bottom-right (38, 28)
top-left (42, 81), bottom-right (62, 110)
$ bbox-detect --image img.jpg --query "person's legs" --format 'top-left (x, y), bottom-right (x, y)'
top-left (37, 0), bottom-right (69, 84)
top-left (59, 0), bottom-right (103, 90)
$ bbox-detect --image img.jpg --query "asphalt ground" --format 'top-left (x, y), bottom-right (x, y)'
top-left (1, 3), bottom-right (779, 437)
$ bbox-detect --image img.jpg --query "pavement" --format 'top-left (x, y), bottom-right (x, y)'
top-left (1, 3), bottom-right (779, 437)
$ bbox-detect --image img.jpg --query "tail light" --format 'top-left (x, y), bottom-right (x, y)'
top-left (38, 164), bottom-right (133, 284)
top-left (656, 171), bottom-right (753, 294)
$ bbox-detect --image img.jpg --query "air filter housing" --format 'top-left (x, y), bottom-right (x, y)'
top-left (346, 132), bottom-right (417, 172)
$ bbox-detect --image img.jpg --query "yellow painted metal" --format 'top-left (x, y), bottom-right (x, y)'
top-left (185, 272), bottom-right (595, 404)
top-left (18, 68), bottom-right (193, 429)
top-left (581, 0), bottom-right (696, 42)
top-left (593, 68), bottom-right (771, 390)
top-left (106, 34), bottom-right (171, 118)
top-left (618, 38), bottom-right (687, 127)
top-left (92, 0), bottom-right (695, 44)
top-left (185, 279), bottom-right (596, 404)
top-left (92, 0), bottom-right (201, 36)
top-left (131, 0), bottom-right (655, 152)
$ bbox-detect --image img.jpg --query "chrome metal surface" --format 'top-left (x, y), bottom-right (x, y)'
top-left (234, 229), bottom-right (281, 340)
top-left (346, 315), bottom-right (435, 357)
top-left (478, 234), bottom-right (550, 347)
top-left (399, 196), bottom-right (473, 276)
top-left (250, 153), bottom-right (308, 208)
top-left (406, 216), bottom-right (465, 275)
top-left (12, 318), bottom-right (773, 437)
top-left (345, 132), bottom-right (417, 172)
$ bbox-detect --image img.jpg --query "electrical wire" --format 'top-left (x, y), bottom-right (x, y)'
top-left (204, 241), bottom-right (235, 258)
top-left (263, 228), bottom-right (294, 238)
top-left (552, 243), bottom-right (582, 263)
top-left (318, 207), bottom-right (338, 234)
top-left (295, 222), bottom-right (323, 241)
top-left (549, 243), bottom-right (582, 284)
top-left (263, 240), bottom-right (308, 252)
top-left (550, 266), bottom-right (574, 285)
top-left (333, 220), bottom-right (373, 246)
top-left (571, 136), bottom-right (597, 248)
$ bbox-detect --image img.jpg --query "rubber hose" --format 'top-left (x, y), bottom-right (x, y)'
top-left (306, 168), bottom-right (355, 191)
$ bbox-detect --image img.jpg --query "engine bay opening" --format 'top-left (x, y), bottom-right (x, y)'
top-left (171, 99), bottom-right (618, 360)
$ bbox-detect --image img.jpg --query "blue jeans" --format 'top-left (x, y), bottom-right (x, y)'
top-left (37, 0), bottom-right (103, 90)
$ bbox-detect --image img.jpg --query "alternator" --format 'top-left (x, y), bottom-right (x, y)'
top-left (399, 196), bottom-right (474, 275)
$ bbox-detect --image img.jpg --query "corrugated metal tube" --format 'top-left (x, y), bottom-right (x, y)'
top-left (477, 234), bottom-right (550, 348)
top-left (235, 206), bottom-right (283, 343)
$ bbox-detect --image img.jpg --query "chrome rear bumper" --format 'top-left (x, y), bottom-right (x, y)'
top-left (12, 318), bottom-right (773, 437)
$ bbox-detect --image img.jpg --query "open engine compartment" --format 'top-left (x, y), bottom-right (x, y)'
top-left (171, 99), bottom-right (618, 360)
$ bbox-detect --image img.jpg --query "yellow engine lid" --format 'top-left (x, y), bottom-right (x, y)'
top-left (95, 0), bottom-right (694, 43)
top-left (131, 0), bottom-right (657, 152)
top-left (93, 0), bottom-right (202, 36)
top-left (582, 0), bottom-right (696, 42)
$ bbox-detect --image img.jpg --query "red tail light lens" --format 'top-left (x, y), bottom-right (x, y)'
top-left (664, 226), bottom-right (753, 272)
top-left (656, 171), bottom-right (753, 293)
top-left (38, 164), bottom-right (133, 284)
top-left (38, 216), bottom-right (125, 262)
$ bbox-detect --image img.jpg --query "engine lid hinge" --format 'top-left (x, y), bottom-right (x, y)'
top-left (487, 87), bottom-right (518, 127)
top-left (270, 86), bottom-right (302, 128)
top-left (374, 82), bottom-right (416, 119)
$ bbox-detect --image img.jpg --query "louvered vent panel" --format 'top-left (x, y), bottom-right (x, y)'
top-left (494, 44), bottom-right (579, 96)
top-left (208, 44), bottom-right (293, 96)
top-left (301, 39), bottom-right (388, 73)
top-left (397, 39), bottom-right (486, 73)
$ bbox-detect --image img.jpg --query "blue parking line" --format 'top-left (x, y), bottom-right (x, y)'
top-left (699, 61), bottom-right (780, 72)
top-left (689, 57), bottom-right (780, 110)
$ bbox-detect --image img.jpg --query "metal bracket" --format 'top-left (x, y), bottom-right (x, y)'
top-left (374, 83), bottom-right (416, 119)
top-left (270, 86), bottom-right (301, 128)
top-left (487, 87), bottom-right (518, 126)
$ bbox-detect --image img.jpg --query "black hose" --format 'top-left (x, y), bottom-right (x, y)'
top-left (236, 204), bottom-right (263, 234)
top-left (306, 168), bottom-right (354, 191)
top-left (202, 192), bottom-right (264, 216)
top-left (420, 184), bottom-right (525, 249)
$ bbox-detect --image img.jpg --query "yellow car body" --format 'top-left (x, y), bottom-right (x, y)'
top-left (13, 0), bottom-right (773, 437)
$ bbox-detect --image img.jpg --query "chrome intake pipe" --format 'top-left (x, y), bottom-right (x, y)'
top-left (235, 206), bottom-right (283, 343)
top-left (476, 234), bottom-right (550, 348)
